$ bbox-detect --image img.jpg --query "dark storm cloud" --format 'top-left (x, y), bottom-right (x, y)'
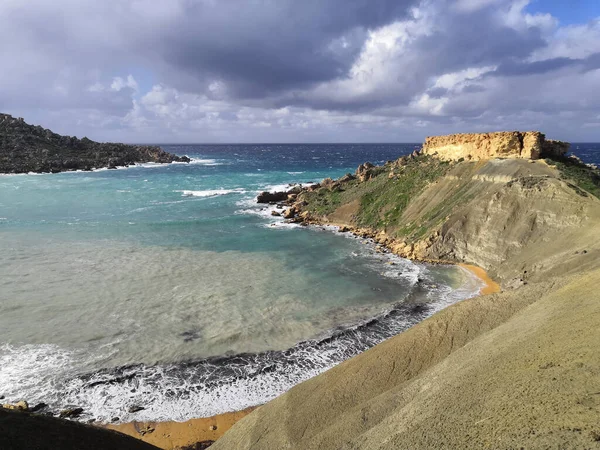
top-left (0, 0), bottom-right (599, 142)
top-left (146, 0), bottom-right (416, 99)
top-left (417, 9), bottom-right (546, 72)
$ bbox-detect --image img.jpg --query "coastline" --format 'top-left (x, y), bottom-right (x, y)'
top-left (99, 259), bottom-right (499, 449)
top-left (103, 406), bottom-right (257, 450)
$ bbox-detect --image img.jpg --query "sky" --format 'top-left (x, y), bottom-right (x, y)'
top-left (1, 0), bottom-right (599, 143)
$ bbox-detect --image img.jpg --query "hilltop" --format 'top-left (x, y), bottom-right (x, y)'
top-left (0, 114), bottom-right (189, 173)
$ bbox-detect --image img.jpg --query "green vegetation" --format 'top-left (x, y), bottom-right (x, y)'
top-left (301, 155), bottom-right (453, 240)
top-left (356, 157), bottom-right (451, 230)
top-left (545, 156), bottom-right (600, 198)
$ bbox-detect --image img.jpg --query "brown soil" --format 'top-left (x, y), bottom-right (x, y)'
top-left (104, 407), bottom-right (257, 449)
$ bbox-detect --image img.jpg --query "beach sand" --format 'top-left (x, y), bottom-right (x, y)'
top-left (459, 263), bottom-right (501, 295)
top-left (103, 407), bottom-right (257, 449)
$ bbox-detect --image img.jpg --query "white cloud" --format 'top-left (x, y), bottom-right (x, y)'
top-left (111, 75), bottom-right (138, 92)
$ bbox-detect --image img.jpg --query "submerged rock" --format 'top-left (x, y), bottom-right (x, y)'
top-left (127, 405), bottom-right (145, 414)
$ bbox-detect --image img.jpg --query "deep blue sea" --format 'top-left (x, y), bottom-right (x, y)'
top-left (0, 143), bottom-right (598, 422)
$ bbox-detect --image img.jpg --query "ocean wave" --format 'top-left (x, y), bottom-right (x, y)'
top-left (189, 158), bottom-right (224, 166)
top-left (3, 273), bottom-right (478, 424)
top-left (176, 188), bottom-right (247, 198)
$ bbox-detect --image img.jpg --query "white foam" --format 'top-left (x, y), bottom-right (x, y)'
top-left (189, 158), bottom-right (223, 166)
top-left (176, 188), bottom-right (246, 198)
top-left (260, 182), bottom-right (308, 193)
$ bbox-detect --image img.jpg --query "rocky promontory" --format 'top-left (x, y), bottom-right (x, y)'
top-left (214, 133), bottom-right (600, 449)
top-left (0, 113), bottom-right (190, 174)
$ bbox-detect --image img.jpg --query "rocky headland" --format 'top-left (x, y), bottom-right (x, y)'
top-left (213, 132), bottom-right (600, 449)
top-left (0, 113), bottom-right (190, 174)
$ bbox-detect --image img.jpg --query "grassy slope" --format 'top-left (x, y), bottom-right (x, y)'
top-left (301, 155), bottom-right (455, 242)
top-left (545, 156), bottom-right (600, 198)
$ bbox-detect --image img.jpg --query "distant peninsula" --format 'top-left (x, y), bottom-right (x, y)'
top-left (0, 114), bottom-right (190, 174)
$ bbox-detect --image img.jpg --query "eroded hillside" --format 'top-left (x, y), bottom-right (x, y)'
top-left (214, 133), bottom-right (600, 449)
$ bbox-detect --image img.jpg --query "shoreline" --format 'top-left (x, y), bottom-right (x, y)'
top-left (103, 406), bottom-right (257, 450)
top-left (459, 263), bottom-right (501, 295)
top-left (98, 243), bottom-right (499, 449)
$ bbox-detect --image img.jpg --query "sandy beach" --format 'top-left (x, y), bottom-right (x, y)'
top-left (459, 263), bottom-right (501, 295)
top-left (104, 407), bottom-right (257, 449)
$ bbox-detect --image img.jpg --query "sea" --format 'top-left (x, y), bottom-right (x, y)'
top-left (1, 143), bottom-right (598, 423)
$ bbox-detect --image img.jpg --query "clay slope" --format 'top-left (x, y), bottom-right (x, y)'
top-left (213, 269), bottom-right (600, 449)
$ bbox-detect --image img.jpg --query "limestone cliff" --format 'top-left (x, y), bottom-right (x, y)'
top-left (422, 131), bottom-right (569, 161)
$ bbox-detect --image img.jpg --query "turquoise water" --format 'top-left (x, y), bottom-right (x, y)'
top-left (0, 144), bottom-right (484, 422)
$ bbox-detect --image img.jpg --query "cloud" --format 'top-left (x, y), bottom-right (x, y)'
top-left (0, 0), bottom-right (599, 142)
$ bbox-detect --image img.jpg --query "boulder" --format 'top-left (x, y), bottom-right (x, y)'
top-left (59, 407), bottom-right (84, 418)
top-left (271, 210), bottom-right (281, 217)
top-left (282, 207), bottom-right (296, 219)
top-left (355, 162), bottom-right (375, 182)
top-left (2, 400), bottom-right (29, 411)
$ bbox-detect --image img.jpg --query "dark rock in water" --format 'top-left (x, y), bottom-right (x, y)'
top-left (111, 417), bottom-right (120, 423)
top-left (30, 403), bottom-right (48, 413)
top-left (179, 441), bottom-right (215, 450)
top-left (0, 395), bottom-right (4, 400)
top-left (256, 191), bottom-right (288, 203)
top-left (0, 113), bottom-right (190, 174)
top-left (59, 407), bottom-right (84, 418)
top-left (271, 210), bottom-right (281, 217)
top-left (128, 405), bottom-right (145, 414)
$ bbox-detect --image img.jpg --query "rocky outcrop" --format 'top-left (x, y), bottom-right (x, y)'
top-left (422, 131), bottom-right (569, 161)
top-left (0, 113), bottom-right (190, 173)
top-left (256, 191), bottom-right (288, 203)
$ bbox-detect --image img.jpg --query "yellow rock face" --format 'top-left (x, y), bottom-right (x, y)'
top-left (422, 131), bottom-right (569, 161)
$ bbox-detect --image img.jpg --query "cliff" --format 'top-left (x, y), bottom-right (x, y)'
top-left (422, 131), bottom-right (569, 161)
top-left (213, 137), bottom-right (600, 449)
top-left (281, 149), bottom-right (599, 286)
top-left (0, 114), bottom-right (190, 173)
